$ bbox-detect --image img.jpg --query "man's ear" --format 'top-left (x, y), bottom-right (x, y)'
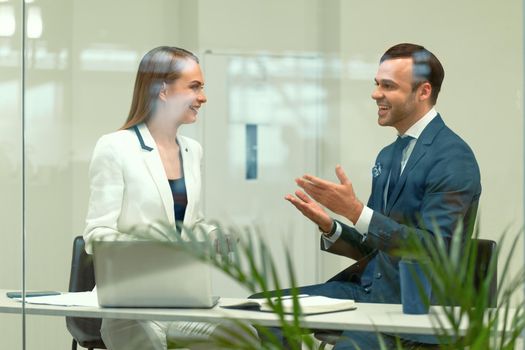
top-left (418, 82), bottom-right (432, 102)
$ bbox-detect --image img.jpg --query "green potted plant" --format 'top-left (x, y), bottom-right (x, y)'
top-left (130, 221), bottom-right (525, 349)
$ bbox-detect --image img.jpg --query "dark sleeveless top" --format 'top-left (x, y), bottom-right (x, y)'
top-left (168, 149), bottom-right (187, 223)
top-left (168, 177), bottom-right (187, 222)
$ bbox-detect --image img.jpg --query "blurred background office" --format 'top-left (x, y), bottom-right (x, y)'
top-left (0, 0), bottom-right (522, 348)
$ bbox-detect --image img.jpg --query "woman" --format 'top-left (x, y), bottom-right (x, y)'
top-left (84, 46), bottom-right (217, 350)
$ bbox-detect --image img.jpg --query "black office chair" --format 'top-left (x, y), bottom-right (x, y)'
top-left (472, 239), bottom-right (497, 308)
top-left (66, 236), bottom-right (106, 350)
top-left (314, 238), bottom-right (498, 349)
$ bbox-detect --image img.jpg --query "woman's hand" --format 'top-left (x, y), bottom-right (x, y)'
top-left (213, 233), bottom-right (235, 255)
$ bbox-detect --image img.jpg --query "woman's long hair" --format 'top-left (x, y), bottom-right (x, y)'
top-left (121, 46), bottom-right (199, 130)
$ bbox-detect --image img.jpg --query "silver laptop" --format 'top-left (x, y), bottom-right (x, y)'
top-left (93, 240), bottom-right (219, 308)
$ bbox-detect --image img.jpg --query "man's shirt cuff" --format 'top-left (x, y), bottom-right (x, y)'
top-left (355, 206), bottom-right (373, 236)
top-left (321, 221), bottom-right (342, 249)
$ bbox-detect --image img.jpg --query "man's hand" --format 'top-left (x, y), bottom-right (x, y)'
top-left (285, 190), bottom-right (333, 233)
top-left (296, 165), bottom-right (364, 224)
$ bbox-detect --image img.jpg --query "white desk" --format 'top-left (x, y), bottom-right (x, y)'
top-left (0, 289), bottom-right (469, 336)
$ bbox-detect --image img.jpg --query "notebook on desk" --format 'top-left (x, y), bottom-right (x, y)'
top-left (93, 240), bottom-right (219, 308)
top-left (222, 295), bottom-right (357, 315)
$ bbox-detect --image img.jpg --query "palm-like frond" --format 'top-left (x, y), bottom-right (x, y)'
top-left (395, 221), bottom-right (525, 350)
top-left (126, 219), bottom-right (525, 350)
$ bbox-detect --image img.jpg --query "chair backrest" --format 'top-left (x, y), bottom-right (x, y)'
top-left (472, 238), bottom-right (497, 308)
top-left (68, 236), bottom-right (96, 293)
top-left (66, 236), bottom-right (105, 348)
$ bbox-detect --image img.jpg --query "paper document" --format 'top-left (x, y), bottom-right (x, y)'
top-left (15, 291), bottom-right (99, 307)
top-left (221, 295), bottom-right (356, 315)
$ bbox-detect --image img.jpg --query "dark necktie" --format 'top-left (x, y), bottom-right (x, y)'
top-left (387, 136), bottom-right (414, 201)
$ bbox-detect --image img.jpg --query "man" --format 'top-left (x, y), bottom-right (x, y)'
top-left (284, 43), bottom-right (481, 349)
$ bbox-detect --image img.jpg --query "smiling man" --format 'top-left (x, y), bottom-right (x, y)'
top-left (284, 43), bottom-right (482, 349)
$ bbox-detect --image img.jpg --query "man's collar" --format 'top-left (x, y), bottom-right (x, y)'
top-left (402, 107), bottom-right (438, 139)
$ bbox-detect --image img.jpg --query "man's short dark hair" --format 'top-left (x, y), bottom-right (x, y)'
top-left (380, 43), bottom-right (445, 104)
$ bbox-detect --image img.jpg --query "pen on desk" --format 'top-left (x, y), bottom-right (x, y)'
top-left (279, 294), bottom-right (310, 300)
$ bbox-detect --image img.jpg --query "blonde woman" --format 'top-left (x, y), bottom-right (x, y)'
top-left (84, 46), bottom-right (218, 350)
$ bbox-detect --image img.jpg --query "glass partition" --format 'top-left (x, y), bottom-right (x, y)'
top-left (0, 0), bottom-right (522, 348)
top-left (0, 0), bottom-right (23, 347)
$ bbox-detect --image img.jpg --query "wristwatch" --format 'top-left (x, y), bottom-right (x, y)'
top-left (320, 220), bottom-right (336, 238)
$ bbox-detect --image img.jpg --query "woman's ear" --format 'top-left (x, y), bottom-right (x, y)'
top-left (158, 82), bottom-right (169, 102)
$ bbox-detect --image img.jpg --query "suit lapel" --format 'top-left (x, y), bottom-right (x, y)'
top-left (385, 142), bottom-right (426, 214)
top-left (384, 115), bottom-right (446, 215)
top-left (371, 150), bottom-right (393, 213)
top-left (178, 137), bottom-right (194, 227)
top-left (135, 124), bottom-right (175, 226)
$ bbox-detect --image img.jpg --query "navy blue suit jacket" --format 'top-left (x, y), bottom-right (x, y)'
top-left (324, 115), bottom-right (481, 304)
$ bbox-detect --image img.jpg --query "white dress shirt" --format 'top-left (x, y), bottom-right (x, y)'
top-left (322, 108), bottom-right (438, 248)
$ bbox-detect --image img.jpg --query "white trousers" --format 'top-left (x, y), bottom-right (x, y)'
top-left (100, 319), bottom-right (217, 350)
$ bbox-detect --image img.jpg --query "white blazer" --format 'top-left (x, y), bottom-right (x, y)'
top-left (84, 123), bottom-right (214, 254)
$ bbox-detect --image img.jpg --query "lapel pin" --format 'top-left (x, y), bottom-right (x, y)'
top-left (372, 162), bottom-right (382, 178)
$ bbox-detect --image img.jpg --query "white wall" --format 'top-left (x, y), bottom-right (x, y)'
top-left (196, 0), bottom-right (319, 52)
